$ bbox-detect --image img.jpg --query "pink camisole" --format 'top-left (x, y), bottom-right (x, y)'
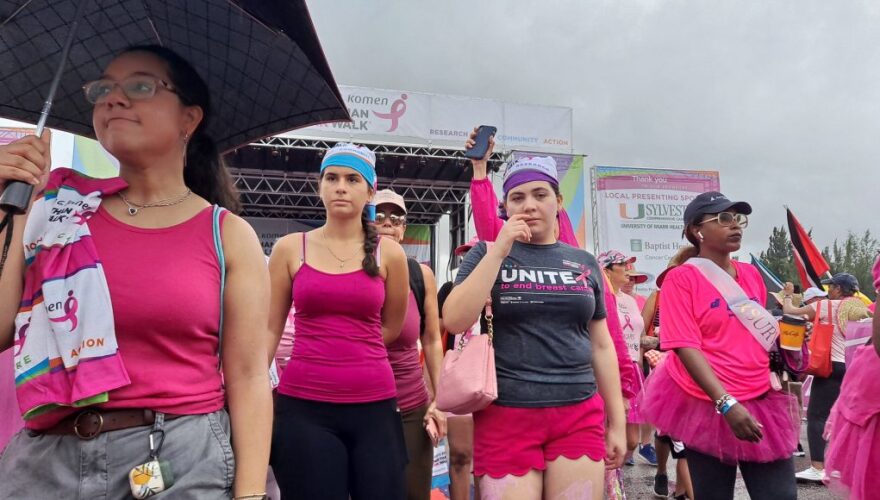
top-left (277, 234), bottom-right (396, 403)
top-left (387, 291), bottom-right (430, 412)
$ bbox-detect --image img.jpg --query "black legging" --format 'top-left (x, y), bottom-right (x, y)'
top-left (687, 448), bottom-right (796, 500)
top-left (271, 395), bottom-right (408, 500)
top-left (807, 361), bottom-right (846, 463)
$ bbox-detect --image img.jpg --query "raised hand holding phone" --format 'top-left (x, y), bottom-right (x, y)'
top-left (464, 125), bottom-right (497, 180)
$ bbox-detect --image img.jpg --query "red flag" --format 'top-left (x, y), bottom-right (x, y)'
top-left (786, 208), bottom-right (830, 289)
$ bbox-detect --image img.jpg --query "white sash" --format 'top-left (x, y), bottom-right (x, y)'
top-left (686, 258), bottom-right (780, 352)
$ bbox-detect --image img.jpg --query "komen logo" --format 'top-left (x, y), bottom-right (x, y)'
top-left (13, 321), bottom-right (29, 356)
top-left (373, 94), bottom-right (408, 132)
top-left (49, 290), bottom-right (79, 332)
top-left (72, 210), bottom-right (95, 225)
top-left (619, 203), bottom-right (645, 220)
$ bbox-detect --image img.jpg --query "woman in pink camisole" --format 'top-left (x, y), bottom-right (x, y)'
top-left (268, 143), bottom-right (410, 500)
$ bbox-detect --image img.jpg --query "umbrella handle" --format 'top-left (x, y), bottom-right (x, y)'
top-left (0, 0), bottom-right (90, 214)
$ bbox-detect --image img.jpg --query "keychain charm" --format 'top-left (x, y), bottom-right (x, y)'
top-left (129, 413), bottom-right (175, 498)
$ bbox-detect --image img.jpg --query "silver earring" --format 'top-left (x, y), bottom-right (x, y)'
top-left (698, 231), bottom-right (704, 241)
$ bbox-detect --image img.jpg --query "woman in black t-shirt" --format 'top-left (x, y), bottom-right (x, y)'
top-left (443, 156), bottom-right (626, 500)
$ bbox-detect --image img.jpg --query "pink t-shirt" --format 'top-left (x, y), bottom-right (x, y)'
top-left (660, 260), bottom-right (770, 401)
top-left (616, 291), bottom-right (645, 363)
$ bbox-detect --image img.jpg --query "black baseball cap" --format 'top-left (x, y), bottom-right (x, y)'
top-left (821, 273), bottom-right (860, 293)
top-left (683, 191), bottom-right (753, 226)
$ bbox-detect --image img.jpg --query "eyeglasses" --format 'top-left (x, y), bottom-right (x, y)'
top-left (83, 76), bottom-right (177, 104)
top-left (701, 212), bottom-right (749, 228)
top-left (374, 213), bottom-right (406, 226)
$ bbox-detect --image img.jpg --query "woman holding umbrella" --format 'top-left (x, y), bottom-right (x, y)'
top-left (0, 46), bottom-right (272, 499)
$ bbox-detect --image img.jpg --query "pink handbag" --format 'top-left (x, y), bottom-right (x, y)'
top-left (435, 298), bottom-right (497, 415)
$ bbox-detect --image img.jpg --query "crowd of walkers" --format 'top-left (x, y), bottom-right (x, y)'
top-left (0, 45), bottom-right (879, 500)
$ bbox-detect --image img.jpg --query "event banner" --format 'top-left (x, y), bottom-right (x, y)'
top-left (592, 166), bottom-right (721, 288)
top-left (286, 85), bottom-right (573, 154)
top-left (511, 151), bottom-right (589, 249)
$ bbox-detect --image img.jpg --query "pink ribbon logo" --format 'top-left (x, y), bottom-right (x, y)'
top-left (13, 321), bottom-right (29, 356)
top-left (72, 210), bottom-right (95, 225)
top-left (575, 268), bottom-right (592, 283)
top-left (622, 313), bottom-right (634, 331)
top-left (374, 94), bottom-right (408, 132)
top-left (49, 290), bottom-right (79, 332)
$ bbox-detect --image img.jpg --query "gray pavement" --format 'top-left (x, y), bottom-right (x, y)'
top-left (620, 422), bottom-right (836, 499)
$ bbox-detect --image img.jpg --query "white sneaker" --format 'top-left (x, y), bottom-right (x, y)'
top-left (795, 466), bottom-right (825, 482)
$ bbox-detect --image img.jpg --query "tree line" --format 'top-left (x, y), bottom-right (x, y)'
top-left (758, 226), bottom-right (879, 300)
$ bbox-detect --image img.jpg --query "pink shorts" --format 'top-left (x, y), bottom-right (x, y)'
top-left (473, 395), bottom-right (606, 478)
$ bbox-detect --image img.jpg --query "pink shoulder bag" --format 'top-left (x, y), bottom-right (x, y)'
top-left (435, 297), bottom-right (497, 415)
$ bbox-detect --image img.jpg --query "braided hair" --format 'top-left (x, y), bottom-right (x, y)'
top-left (361, 207), bottom-right (380, 277)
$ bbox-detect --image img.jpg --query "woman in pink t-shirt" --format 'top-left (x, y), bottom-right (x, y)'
top-left (598, 250), bottom-right (657, 467)
top-left (638, 192), bottom-right (798, 500)
top-left (821, 256), bottom-right (880, 500)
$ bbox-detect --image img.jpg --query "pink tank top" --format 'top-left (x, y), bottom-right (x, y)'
top-left (87, 205), bottom-right (226, 415)
top-left (387, 292), bottom-right (430, 412)
top-left (277, 234), bottom-right (396, 403)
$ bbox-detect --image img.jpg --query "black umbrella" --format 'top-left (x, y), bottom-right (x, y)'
top-left (0, 0), bottom-right (351, 211)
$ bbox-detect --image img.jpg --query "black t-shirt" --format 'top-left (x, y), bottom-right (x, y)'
top-left (454, 241), bottom-right (606, 407)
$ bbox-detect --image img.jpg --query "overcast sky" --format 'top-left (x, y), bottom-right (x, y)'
top-left (308, 0), bottom-right (880, 257)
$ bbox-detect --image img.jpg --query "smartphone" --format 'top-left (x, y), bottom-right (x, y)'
top-left (464, 125), bottom-right (497, 159)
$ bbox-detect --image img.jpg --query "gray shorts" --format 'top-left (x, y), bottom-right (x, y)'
top-left (0, 409), bottom-right (234, 499)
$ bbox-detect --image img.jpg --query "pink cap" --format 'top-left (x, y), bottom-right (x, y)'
top-left (455, 237), bottom-right (481, 256)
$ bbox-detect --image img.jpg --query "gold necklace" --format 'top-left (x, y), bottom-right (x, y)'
top-left (118, 188), bottom-right (193, 216)
top-left (321, 227), bottom-right (361, 269)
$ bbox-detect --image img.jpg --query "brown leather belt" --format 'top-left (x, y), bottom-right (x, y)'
top-left (42, 409), bottom-right (181, 440)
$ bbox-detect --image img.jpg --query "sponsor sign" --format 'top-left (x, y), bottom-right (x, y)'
top-left (592, 166), bottom-right (721, 288)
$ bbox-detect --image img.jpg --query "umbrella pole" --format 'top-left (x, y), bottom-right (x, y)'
top-left (0, 0), bottom-right (89, 279)
top-left (0, 0), bottom-right (90, 213)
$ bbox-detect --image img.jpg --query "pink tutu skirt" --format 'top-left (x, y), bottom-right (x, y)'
top-left (627, 361), bottom-right (645, 424)
top-left (824, 345), bottom-right (880, 500)
top-left (637, 361), bottom-right (799, 464)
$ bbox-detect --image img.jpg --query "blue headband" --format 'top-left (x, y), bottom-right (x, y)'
top-left (320, 144), bottom-right (378, 221)
top-left (320, 142), bottom-right (377, 188)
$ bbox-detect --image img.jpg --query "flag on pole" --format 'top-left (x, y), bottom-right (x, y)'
top-left (786, 208), bottom-right (830, 289)
top-left (750, 253), bottom-right (784, 307)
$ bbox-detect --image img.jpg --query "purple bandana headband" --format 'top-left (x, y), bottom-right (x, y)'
top-left (502, 156), bottom-right (559, 195)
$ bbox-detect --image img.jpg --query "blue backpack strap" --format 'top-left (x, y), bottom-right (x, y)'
top-left (212, 205), bottom-right (228, 368)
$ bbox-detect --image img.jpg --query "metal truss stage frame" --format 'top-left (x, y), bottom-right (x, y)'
top-left (226, 137), bottom-right (508, 258)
